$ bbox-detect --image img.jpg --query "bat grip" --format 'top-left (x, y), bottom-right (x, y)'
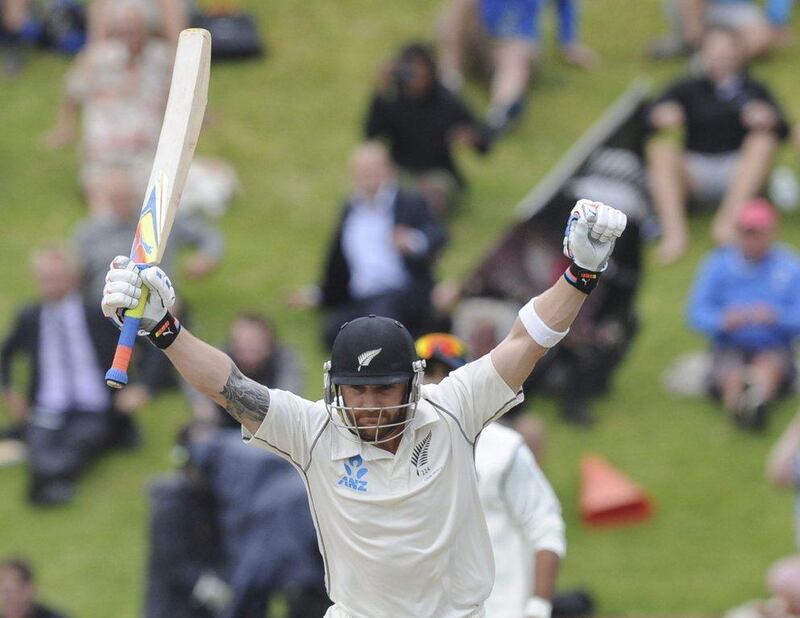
top-left (105, 286), bottom-right (150, 389)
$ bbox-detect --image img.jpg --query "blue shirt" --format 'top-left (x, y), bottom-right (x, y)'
top-left (687, 244), bottom-right (800, 351)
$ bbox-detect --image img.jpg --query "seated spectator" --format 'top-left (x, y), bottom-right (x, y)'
top-left (437, 0), bottom-right (598, 136)
top-left (0, 0), bottom-right (31, 76)
top-left (41, 0), bottom-right (172, 207)
top-left (0, 245), bottom-right (145, 506)
top-left (193, 312), bottom-right (304, 429)
top-left (73, 165), bottom-right (223, 304)
top-left (365, 42), bottom-right (490, 215)
top-left (687, 199), bottom-right (800, 430)
top-left (190, 427), bottom-right (329, 618)
top-left (0, 557), bottom-right (68, 618)
top-left (145, 426), bottom-right (228, 618)
top-left (290, 142), bottom-right (447, 347)
top-left (648, 0), bottom-right (795, 61)
top-left (415, 332), bottom-right (565, 618)
top-left (646, 27), bottom-right (790, 264)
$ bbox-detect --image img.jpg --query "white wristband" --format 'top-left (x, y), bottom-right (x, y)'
top-left (524, 596), bottom-right (552, 618)
top-left (518, 298), bottom-right (569, 348)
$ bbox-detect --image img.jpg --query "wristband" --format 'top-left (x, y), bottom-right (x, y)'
top-left (523, 596), bottom-right (552, 618)
top-left (147, 311), bottom-right (181, 350)
top-left (564, 263), bottom-right (601, 294)
top-left (518, 299), bottom-right (569, 348)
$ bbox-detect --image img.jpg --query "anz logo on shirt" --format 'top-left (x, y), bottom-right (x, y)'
top-left (337, 455), bottom-right (368, 492)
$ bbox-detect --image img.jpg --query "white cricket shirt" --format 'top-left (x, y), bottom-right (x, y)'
top-left (475, 423), bottom-right (565, 618)
top-left (243, 355), bottom-right (523, 618)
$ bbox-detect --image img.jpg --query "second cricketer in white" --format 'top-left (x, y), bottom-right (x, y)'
top-left (101, 200), bottom-right (626, 618)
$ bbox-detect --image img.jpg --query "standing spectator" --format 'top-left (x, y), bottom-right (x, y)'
top-left (0, 558), bottom-right (68, 618)
top-left (195, 313), bottom-right (304, 429)
top-left (290, 142), bottom-right (447, 347)
top-left (145, 427), bottom-right (228, 618)
top-left (73, 166), bottom-right (224, 304)
top-left (365, 42), bottom-right (490, 215)
top-left (646, 27), bottom-right (790, 264)
top-left (0, 245), bottom-right (140, 505)
top-left (190, 428), bottom-right (329, 618)
top-left (648, 0), bottom-right (796, 61)
top-left (437, 0), bottom-right (598, 136)
top-left (415, 333), bottom-right (565, 618)
top-left (687, 199), bottom-right (800, 429)
top-left (41, 0), bottom-right (172, 207)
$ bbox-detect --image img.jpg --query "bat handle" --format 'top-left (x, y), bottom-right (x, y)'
top-left (105, 286), bottom-right (150, 389)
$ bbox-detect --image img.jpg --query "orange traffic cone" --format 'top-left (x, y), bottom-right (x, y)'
top-left (579, 454), bottom-right (653, 527)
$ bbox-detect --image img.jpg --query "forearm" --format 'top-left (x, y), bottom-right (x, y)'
top-left (492, 278), bottom-right (587, 391)
top-left (532, 549), bottom-right (561, 601)
top-left (163, 328), bottom-right (269, 433)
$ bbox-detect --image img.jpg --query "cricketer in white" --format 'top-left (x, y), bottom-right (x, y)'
top-left (101, 200), bottom-right (626, 618)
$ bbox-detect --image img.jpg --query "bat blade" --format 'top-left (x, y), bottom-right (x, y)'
top-left (106, 28), bottom-right (211, 389)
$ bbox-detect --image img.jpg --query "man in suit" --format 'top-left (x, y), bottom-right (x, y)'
top-left (0, 244), bottom-right (135, 505)
top-left (317, 142), bottom-right (447, 347)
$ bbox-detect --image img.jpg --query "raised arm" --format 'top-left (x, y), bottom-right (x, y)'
top-left (491, 200), bottom-right (627, 392)
top-left (100, 256), bottom-right (269, 435)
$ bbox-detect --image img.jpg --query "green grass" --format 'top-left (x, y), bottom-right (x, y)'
top-left (1, 0), bottom-right (800, 615)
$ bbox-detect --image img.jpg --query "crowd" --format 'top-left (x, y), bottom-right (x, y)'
top-left (2, 0), bottom-right (800, 616)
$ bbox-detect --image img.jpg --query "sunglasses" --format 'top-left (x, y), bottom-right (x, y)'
top-left (415, 333), bottom-right (468, 364)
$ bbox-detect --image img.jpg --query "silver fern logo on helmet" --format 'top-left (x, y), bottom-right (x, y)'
top-left (357, 348), bottom-right (382, 371)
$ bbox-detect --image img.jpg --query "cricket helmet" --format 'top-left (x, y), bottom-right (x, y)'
top-left (324, 315), bottom-right (426, 444)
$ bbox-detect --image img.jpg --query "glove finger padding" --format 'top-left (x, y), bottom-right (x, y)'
top-left (140, 267), bottom-right (176, 311)
top-left (563, 200), bottom-right (628, 272)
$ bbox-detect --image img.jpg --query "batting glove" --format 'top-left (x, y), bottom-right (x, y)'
top-left (101, 256), bottom-right (176, 335)
top-left (563, 199), bottom-right (627, 272)
top-left (523, 596), bottom-right (552, 618)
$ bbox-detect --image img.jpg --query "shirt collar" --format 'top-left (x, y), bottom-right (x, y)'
top-left (351, 182), bottom-right (398, 212)
top-left (328, 401), bottom-right (439, 461)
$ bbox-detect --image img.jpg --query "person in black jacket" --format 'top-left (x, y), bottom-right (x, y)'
top-left (317, 142), bottom-right (447, 347)
top-left (646, 27), bottom-right (790, 264)
top-left (365, 43), bottom-right (489, 216)
top-left (0, 245), bottom-right (142, 506)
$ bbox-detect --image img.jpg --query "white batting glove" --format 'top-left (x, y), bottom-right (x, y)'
top-left (563, 199), bottom-right (627, 272)
top-left (101, 256), bottom-right (176, 335)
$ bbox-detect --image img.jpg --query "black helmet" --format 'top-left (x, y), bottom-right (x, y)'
top-left (329, 315), bottom-right (418, 385)
top-left (324, 316), bottom-right (426, 445)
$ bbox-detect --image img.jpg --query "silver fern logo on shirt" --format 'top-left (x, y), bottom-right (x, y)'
top-left (411, 430), bottom-right (432, 477)
top-left (357, 348), bottom-right (382, 371)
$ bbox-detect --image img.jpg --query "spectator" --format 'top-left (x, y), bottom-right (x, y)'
top-left (646, 27), bottom-right (790, 264)
top-left (365, 42), bottom-right (490, 215)
top-left (145, 425), bottom-right (228, 618)
top-left (190, 428), bottom-right (329, 618)
top-left (687, 199), bottom-right (800, 430)
top-left (73, 165), bottom-right (223, 304)
top-left (0, 0), bottom-right (31, 76)
top-left (0, 558), bottom-right (67, 618)
top-left (0, 244), bottom-right (142, 506)
top-left (41, 0), bottom-right (172, 207)
top-left (290, 141), bottom-right (447, 347)
top-left (415, 332), bottom-right (565, 618)
top-left (194, 313), bottom-right (304, 429)
top-left (648, 0), bottom-right (795, 61)
top-left (88, 0), bottom-right (189, 44)
top-left (437, 0), bottom-right (598, 136)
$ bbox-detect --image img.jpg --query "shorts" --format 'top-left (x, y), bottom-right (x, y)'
top-left (479, 0), bottom-right (541, 40)
top-left (706, 1), bottom-right (766, 30)
top-left (709, 346), bottom-right (796, 396)
top-left (685, 150), bottom-right (739, 206)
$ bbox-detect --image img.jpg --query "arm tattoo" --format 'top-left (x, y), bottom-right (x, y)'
top-left (220, 362), bottom-right (270, 426)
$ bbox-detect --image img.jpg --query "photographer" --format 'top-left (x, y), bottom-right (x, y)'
top-left (365, 42), bottom-right (490, 217)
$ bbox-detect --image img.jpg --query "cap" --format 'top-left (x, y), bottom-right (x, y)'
top-left (330, 315), bottom-right (418, 385)
top-left (415, 333), bottom-right (468, 371)
top-left (737, 198), bottom-right (778, 232)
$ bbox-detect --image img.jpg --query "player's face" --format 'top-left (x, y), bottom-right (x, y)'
top-left (340, 383), bottom-right (408, 442)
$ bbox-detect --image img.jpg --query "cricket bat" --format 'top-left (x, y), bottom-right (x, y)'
top-left (105, 28), bottom-right (211, 389)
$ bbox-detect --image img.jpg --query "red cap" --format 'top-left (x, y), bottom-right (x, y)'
top-left (737, 198), bottom-right (778, 232)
